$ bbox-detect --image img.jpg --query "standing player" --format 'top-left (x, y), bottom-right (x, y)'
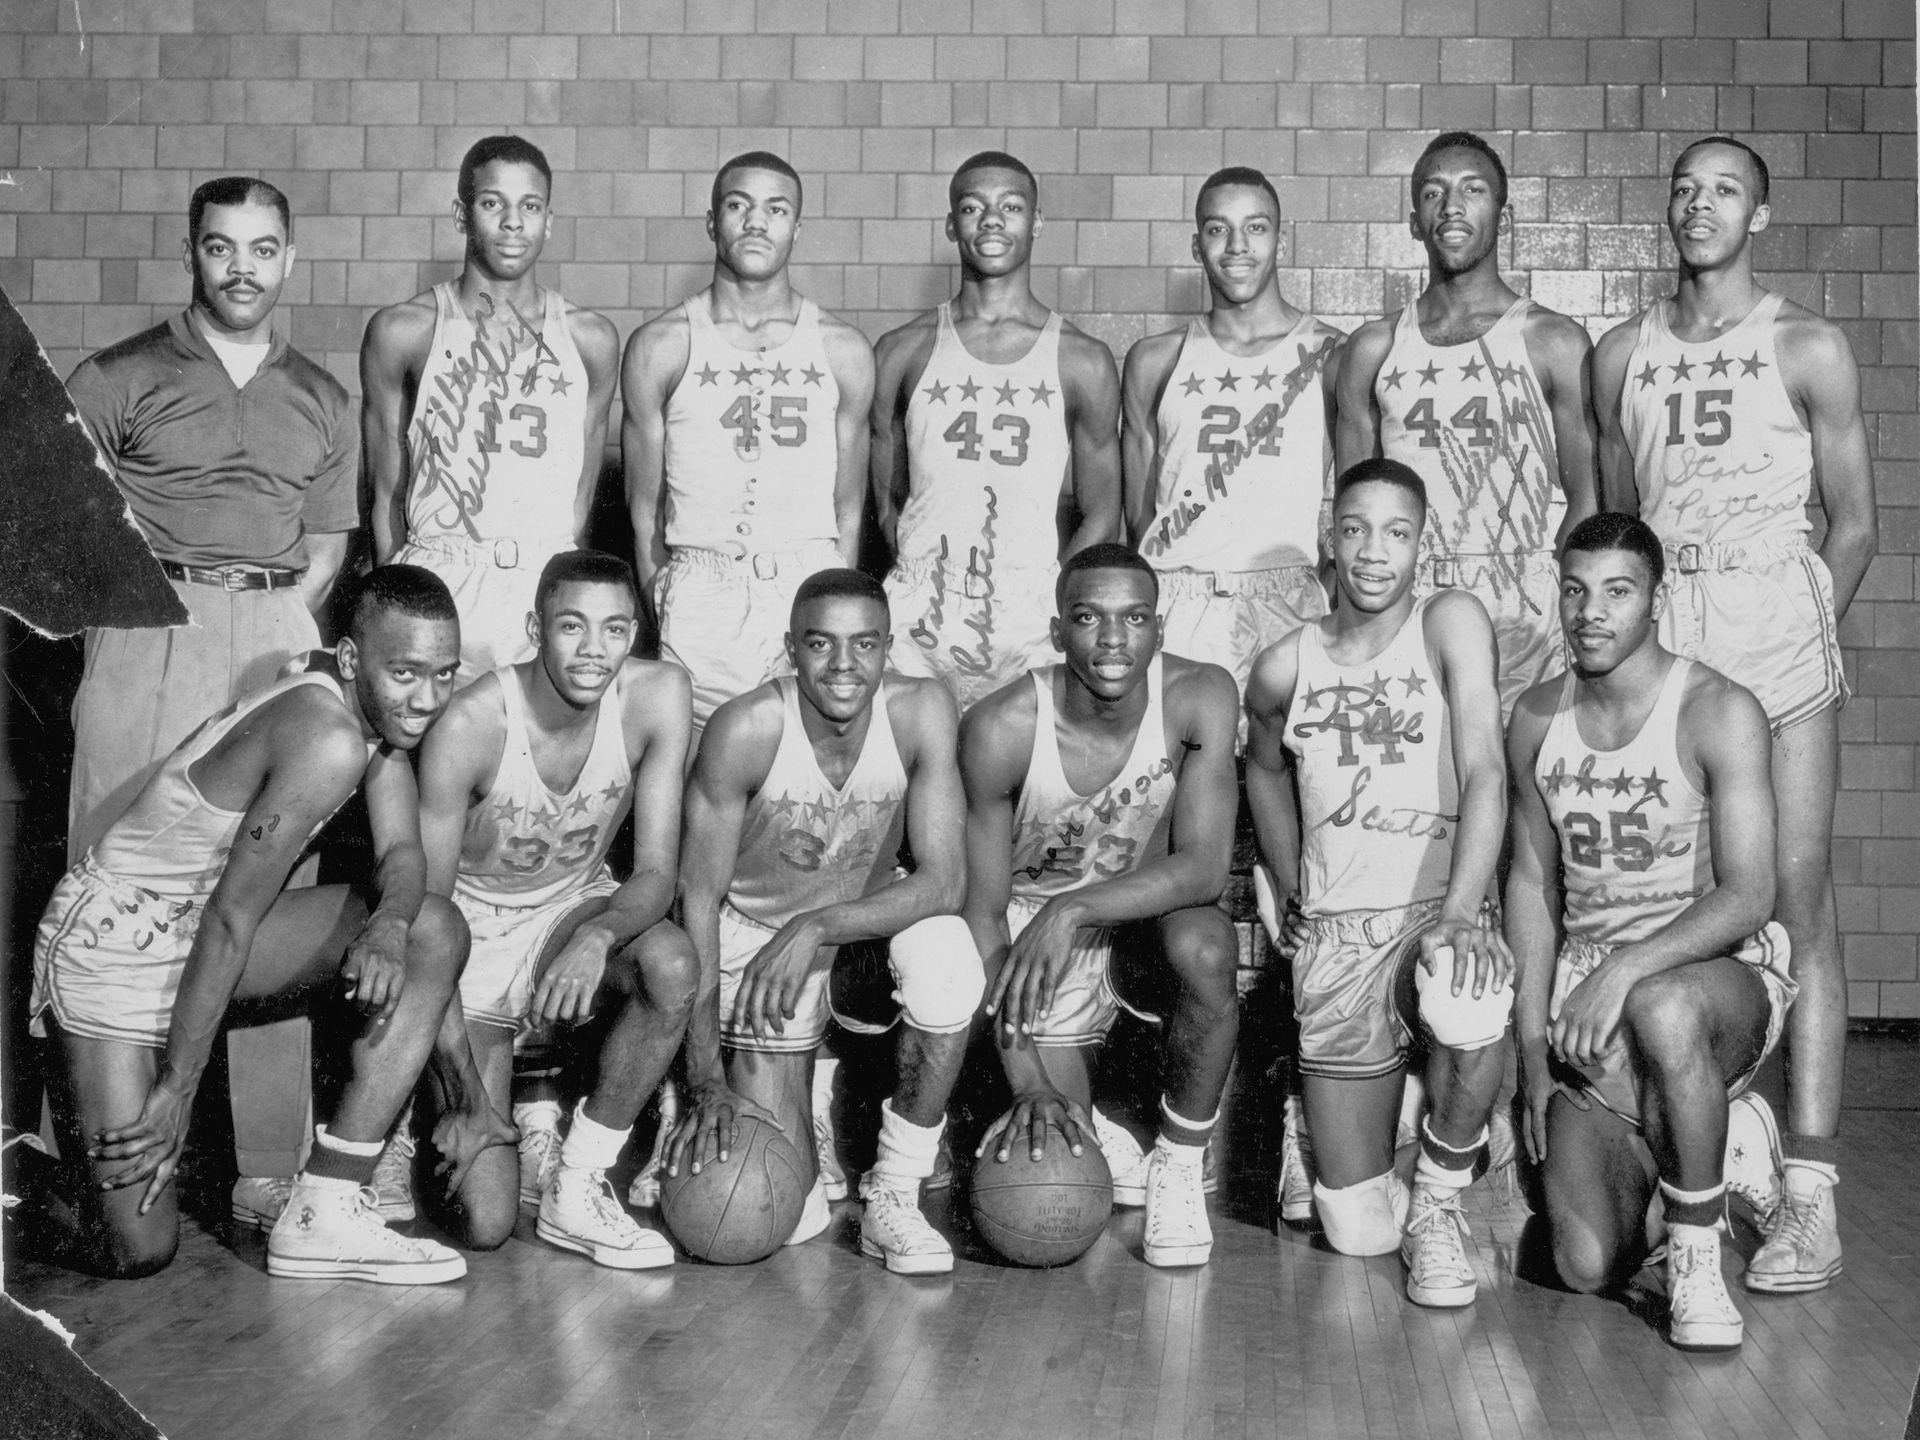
top-left (363, 135), bottom-right (620, 679)
top-left (622, 152), bottom-right (875, 733)
top-left (65, 175), bottom-right (359, 1229)
top-left (32, 567), bottom-right (471, 1283)
top-left (1507, 514), bottom-right (1795, 1350)
top-left (417, 551), bottom-right (695, 1269)
top-left (1244, 460), bottom-right (1511, 1307)
top-left (668, 570), bottom-right (977, 1274)
top-left (1593, 136), bottom-right (1876, 1295)
top-left (872, 151), bottom-right (1124, 711)
top-left (1123, 166), bottom-right (1340, 704)
top-left (962, 545), bottom-right (1241, 1269)
top-left (1336, 131), bottom-right (1597, 718)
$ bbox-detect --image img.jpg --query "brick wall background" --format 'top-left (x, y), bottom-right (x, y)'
top-left (0, 0), bottom-right (1915, 1013)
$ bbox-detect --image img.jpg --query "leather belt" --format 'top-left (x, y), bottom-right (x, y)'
top-left (161, 561), bottom-right (306, 592)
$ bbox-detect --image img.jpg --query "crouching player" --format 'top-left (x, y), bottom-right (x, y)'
top-left (418, 550), bottom-right (697, 1269)
top-left (1506, 514), bottom-right (1796, 1350)
top-left (33, 567), bottom-right (470, 1283)
top-left (669, 569), bottom-right (978, 1275)
top-left (1244, 459), bottom-right (1511, 1306)
top-left (963, 544), bottom-right (1242, 1268)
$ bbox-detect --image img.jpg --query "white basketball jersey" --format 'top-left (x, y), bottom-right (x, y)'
top-left (728, 679), bottom-right (909, 928)
top-left (1377, 298), bottom-right (1563, 560)
top-left (1140, 317), bottom-right (1337, 573)
top-left (1536, 660), bottom-right (1715, 947)
top-left (1010, 657), bottom-right (1176, 902)
top-left (662, 294), bottom-right (842, 556)
top-left (1284, 597), bottom-right (1457, 916)
top-left (1619, 292), bottom-right (1812, 548)
top-left (897, 303), bottom-right (1073, 575)
top-left (406, 283), bottom-right (589, 547)
top-left (455, 666), bottom-right (634, 909)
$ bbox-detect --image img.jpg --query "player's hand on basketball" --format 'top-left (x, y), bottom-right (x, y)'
top-left (976, 1090), bottom-right (1092, 1165)
top-left (342, 912), bottom-right (411, 1023)
top-left (1549, 963), bottom-right (1633, 1071)
top-left (90, 1077), bottom-right (194, 1214)
top-left (666, 1080), bottom-right (781, 1176)
top-left (532, 933), bottom-right (612, 1026)
top-left (431, 1097), bottom-right (517, 1195)
top-left (988, 899), bottom-right (1081, 1036)
top-left (736, 917), bottom-right (825, 1040)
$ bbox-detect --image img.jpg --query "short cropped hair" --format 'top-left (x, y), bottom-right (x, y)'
top-left (791, 568), bottom-right (889, 626)
top-left (1673, 134), bottom-right (1770, 206)
top-left (1195, 166), bottom-right (1281, 229)
top-left (535, 549), bottom-right (640, 616)
top-left (1333, 457), bottom-right (1429, 523)
top-left (346, 564), bottom-right (458, 639)
top-left (1562, 512), bottom-right (1666, 588)
top-left (189, 176), bottom-right (291, 241)
top-left (1413, 130), bottom-right (1509, 209)
top-left (712, 151), bottom-right (804, 217)
top-left (949, 151), bottom-right (1038, 211)
top-left (1055, 542), bottom-right (1160, 612)
top-left (458, 135), bottom-right (552, 207)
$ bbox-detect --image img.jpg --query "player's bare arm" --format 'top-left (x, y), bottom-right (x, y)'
top-left (1551, 670), bottom-right (1777, 1070)
top-left (1059, 322), bottom-right (1124, 554)
top-left (1422, 589), bottom-right (1511, 994)
top-left (1333, 316), bottom-right (1395, 472)
top-left (360, 295), bottom-right (437, 563)
top-left (1243, 629), bottom-right (1308, 955)
top-left (619, 310), bottom-right (693, 596)
top-left (1780, 305), bottom-right (1879, 618)
top-left (823, 315), bottom-right (878, 567)
top-left (1120, 328), bottom-right (1184, 545)
top-left (567, 304), bottom-right (622, 545)
top-left (1589, 320), bottom-right (1639, 516)
top-left (1526, 308), bottom-right (1601, 543)
top-left (299, 533), bottom-right (352, 618)
top-left (868, 315), bottom-right (938, 555)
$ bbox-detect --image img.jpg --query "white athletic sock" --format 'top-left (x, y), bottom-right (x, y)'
top-left (313, 1124), bottom-right (384, 1156)
top-left (1784, 1159), bottom-right (1839, 1191)
top-left (514, 1099), bottom-right (564, 1134)
top-left (1153, 1132), bottom-right (1207, 1168)
top-left (869, 1098), bottom-right (943, 1191)
top-left (559, 1101), bottom-right (630, 1173)
top-left (1158, 1096), bottom-right (1218, 1154)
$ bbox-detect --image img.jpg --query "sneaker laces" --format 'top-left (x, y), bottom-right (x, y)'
top-left (577, 1169), bottom-right (637, 1234)
top-left (1407, 1192), bottom-right (1470, 1270)
top-left (1147, 1154), bottom-right (1205, 1233)
top-left (1762, 1185), bottom-right (1826, 1253)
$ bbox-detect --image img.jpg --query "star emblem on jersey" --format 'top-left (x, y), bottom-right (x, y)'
top-left (519, 364), bottom-right (542, 391)
top-left (958, 376), bottom-right (981, 400)
top-left (770, 794), bottom-right (801, 821)
top-left (696, 363), bottom-right (720, 386)
top-left (1610, 770), bottom-right (1634, 796)
top-left (1029, 381), bottom-right (1054, 406)
top-left (802, 364), bottom-right (825, 386)
top-left (598, 780), bottom-right (625, 805)
top-left (1400, 668), bottom-right (1427, 697)
top-left (1740, 351), bottom-right (1768, 377)
top-left (1417, 362), bottom-right (1441, 386)
top-left (923, 380), bottom-right (950, 404)
top-left (1217, 370), bottom-right (1240, 392)
top-left (1541, 758), bottom-right (1672, 803)
top-left (490, 797), bottom-right (523, 826)
top-left (547, 372), bottom-right (571, 395)
top-left (994, 381), bottom-right (1019, 405)
top-left (1460, 357), bottom-right (1484, 381)
top-left (1495, 362), bottom-right (1521, 386)
top-left (1635, 364), bottom-right (1659, 389)
top-left (566, 792), bottom-right (596, 817)
top-left (1669, 357), bottom-right (1694, 381)
top-left (1707, 351), bottom-right (1733, 377)
top-left (731, 363), bottom-right (757, 386)
top-left (769, 363), bottom-right (791, 385)
top-left (1383, 367), bottom-right (1406, 390)
top-left (1574, 767), bottom-right (1601, 796)
top-left (1180, 375), bottom-right (1206, 396)
top-left (1366, 671), bottom-right (1391, 702)
top-left (1641, 767), bottom-right (1668, 803)
top-left (1253, 367), bottom-right (1276, 389)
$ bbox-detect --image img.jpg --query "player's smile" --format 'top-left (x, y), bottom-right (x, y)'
top-left (790, 595), bottom-right (889, 725)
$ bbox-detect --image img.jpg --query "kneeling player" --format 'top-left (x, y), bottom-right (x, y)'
top-left (33, 567), bottom-right (470, 1283)
top-left (418, 551), bottom-right (696, 1269)
top-left (1506, 514), bottom-right (1796, 1351)
top-left (669, 570), bottom-right (977, 1275)
top-left (1245, 460), bottom-right (1510, 1307)
top-left (963, 544), bottom-right (1241, 1268)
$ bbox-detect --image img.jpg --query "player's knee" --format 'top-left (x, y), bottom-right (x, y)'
top-left (1619, 972), bottom-right (1705, 1072)
top-left (457, 1185), bottom-right (519, 1252)
top-left (1313, 1171), bottom-right (1408, 1257)
top-left (1551, 1230), bottom-right (1614, 1296)
top-left (889, 916), bottom-right (985, 1035)
top-left (1415, 962), bottom-right (1513, 1053)
top-left (1165, 914), bottom-right (1237, 1009)
top-left (633, 924), bottom-right (699, 1019)
top-left (90, 1217), bottom-right (178, 1279)
top-left (408, 894), bottom-right (470, 990)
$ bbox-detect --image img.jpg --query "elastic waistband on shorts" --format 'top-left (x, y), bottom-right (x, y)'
top-left (1300, 898), bottom-right (1446, 947)
top-left (405, 533), bottom-right (574, 570)
top-left (72, 851), bottom-right (189, 906)
top-left (1419, 550), bottom-right (1553, 587)
top-left (888, 555), bottom-right (1055, 591)
top-left (720, 901), bottom-right (779, 935)
top-left (1155, 563), bottom-right (1320, 599)
top-left (1661, 535), bottom-right (1810, 574)
top-left (669, 544), bottom-right (839, 581)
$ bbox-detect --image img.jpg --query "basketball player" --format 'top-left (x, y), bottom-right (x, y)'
top-left (668, 570), bottom-right (979, 1275)
top-left (962, 544), bottom-right (1241, 1268)
top-left (65, 174), bottom-right (358, 1230)
top-left (623, 152), bottom-right (876, 732)
top-left (364, 134), bottom-right (620, 678)
top-left (417, 551), bottom-right (695, 1269)
top-left (1507, 513), bottom-right (1796, 1350)
top-left (1123, 165), bottom-right (1340, 705)
top-left (1592, 136), bottom-right (1876, 1295)
top-left (1244, 460), bottom-right (1510, 1307)
top-left (872, 151), bottom-right (1124, 711)
top-left (32, 567), bottom-right (470, 1283)
top-left (1336, 130), bottom-right (1598, 719)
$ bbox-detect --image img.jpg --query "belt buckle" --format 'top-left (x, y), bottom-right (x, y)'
top-left (492, 539), bottom-right (520, 569)
top-left (752, 553), bottom-right (778, 581)
top-left (1362, 912), bottom-right (1399, 947)
top-left (221, 567), bottom-right (247, 592)
top-left (1676, 543), bottom-right (1704, 575)
top-left (1211, 571), bottom-right (1233, 598)
top-left (1431, 558), bottom-right (1457, 589)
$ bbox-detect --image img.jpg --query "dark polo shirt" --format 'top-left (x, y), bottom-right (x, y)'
top-left (65, 310), bottom-right (358, 570)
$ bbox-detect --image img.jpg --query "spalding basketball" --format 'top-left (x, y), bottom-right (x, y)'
top-left (970, 1124), bottom-right (1113, 1267)
top-left (660, 1115), bottom-right (810, 1264)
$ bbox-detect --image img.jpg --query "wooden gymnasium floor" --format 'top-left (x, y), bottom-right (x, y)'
top-left (8, 1034), bottom-right (1920, 1440)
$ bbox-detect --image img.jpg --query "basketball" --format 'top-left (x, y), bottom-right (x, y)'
top-left (969, 1123), bottom-right (1114, 1267)
top-left (659, 1116), bottom-right (810, 1265)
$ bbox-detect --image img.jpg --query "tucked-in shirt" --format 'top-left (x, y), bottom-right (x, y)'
top-left (66, 310), bottom-right (358, 569)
